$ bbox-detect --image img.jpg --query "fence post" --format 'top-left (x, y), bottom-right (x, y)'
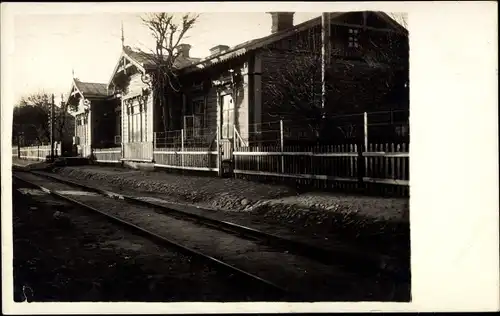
top-left (181, 129), bottom-right (185, 168)
top-left (216, 122), bottom-right (222, 177)
top-left (233, 126), bottom-right (237, 149)
top-left (280, 120), bottom-right (284, 174)
top-left (357, 138), bottom-right (365, 190)
top-left (364, 112), bottom-right (369, 185)
top-left (364, 112), bottom-right (368, 151)
top-left (151, 132), bottom-right (156, 164)
top-left (357, 114), bottom-right (366, 191)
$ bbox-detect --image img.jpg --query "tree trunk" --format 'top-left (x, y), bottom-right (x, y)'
top-left (162, 98), bottom-right (169, 134)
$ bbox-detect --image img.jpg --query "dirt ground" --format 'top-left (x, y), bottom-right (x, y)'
top-left (52, 165), bottom-right (409, 221)
top-left (11, 179), bottom-right (280, 302)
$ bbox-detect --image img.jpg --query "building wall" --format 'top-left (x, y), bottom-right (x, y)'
top-left (181, 59), bottom-right (250, 144)
top-left (91, 99), bottom-right (118, 148)
top-left (74, 98), bottom-right (89, 156)
top-left (235, 62), bottom-right (250, 143)
top-left (75, 113), bottom-right (88, 147)
top-left (121, 72), bottom-right (154, 144)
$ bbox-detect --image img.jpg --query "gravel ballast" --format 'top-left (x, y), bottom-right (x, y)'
top-left (52, 166), bottom-right (408, 220)
top-left (48, 166), bottom-right (410, 259)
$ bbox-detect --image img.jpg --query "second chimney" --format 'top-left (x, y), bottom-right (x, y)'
top-left (267, 12), bottom-right (295, 34)
top-left (177, 43), bottom-right (192, 58)
top-left (209, 45), bottom-right (230, 56)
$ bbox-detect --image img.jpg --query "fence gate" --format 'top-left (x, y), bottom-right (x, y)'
top-left (220, 139), bottom-right (233, 162)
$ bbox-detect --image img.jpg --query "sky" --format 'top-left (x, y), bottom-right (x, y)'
top-left (7, 3), bottom-right (406, 105)
top-left (11, 12), bottom-right (324, 104)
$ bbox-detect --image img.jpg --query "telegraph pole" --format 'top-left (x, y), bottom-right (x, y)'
top-left (321, 12), bottom-right (331, 117)
top-left (50, 93), bottom-right (55, 160)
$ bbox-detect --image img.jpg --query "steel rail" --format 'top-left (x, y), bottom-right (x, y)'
top-left (29, 170), bottom-right (408, 282)
top-left (12, 173), bottom-right (292, 300)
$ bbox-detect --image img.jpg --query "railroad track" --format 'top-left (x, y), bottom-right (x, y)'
top-left (13, 170), bottom-right (409, 301)
top-left (11, 178), bottom-right (283, 302)
top-left (29, 170), bottom-right (407, 281)
top-left (12, 172), bottom-right (293, 301)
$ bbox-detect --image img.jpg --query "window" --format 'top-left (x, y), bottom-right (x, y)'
top-left (221, 94), bottom-right (234, 139)
top-left (193, 98), bottom-right (205, 119)
top-left (184, 115), bottom-right (202, 138)
top-left (348, 28), bottom-right (360, 48)
top-left (126, 98), bottom-right (146, 143)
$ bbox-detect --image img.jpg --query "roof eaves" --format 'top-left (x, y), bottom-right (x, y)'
top-left (107, 49), bottom-right (147, 88)
top-left (375, 11), bottom-right (408, 36)
top-left (66, 78), bottom-right (82, 105)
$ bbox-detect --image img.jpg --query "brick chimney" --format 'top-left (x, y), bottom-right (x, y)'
top-left (267, 12), bottom-right (295, 33)
top-left (209, 44), bottom-right (230, 55)
top-left (177, 44), bottom-right (191, 58)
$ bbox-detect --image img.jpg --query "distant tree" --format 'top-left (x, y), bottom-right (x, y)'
top-left (139, 12), bottom-right (199, 133)
top-left (13, 92), bottom-right (73, 146)
top-left (13, 93), bottom-right (51, 145)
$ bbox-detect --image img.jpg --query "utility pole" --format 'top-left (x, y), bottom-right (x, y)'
top-left (121, 20), bottom-right (125, 48)
top-left (321, 12), bottom-right (331, 118)
top-left (17, 130), bottom-right (21, 158)
top-left (50, 93), bottom-right (55, 160)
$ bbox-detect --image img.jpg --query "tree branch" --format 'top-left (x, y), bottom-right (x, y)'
top-left (140, 12), bottom-right (199, 132)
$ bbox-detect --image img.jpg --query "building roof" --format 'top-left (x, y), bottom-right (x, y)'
top-left (66, 78), bottom-right (112, 109)
top-left (184, 11), bottom-right (407, 73)
top-left (123, 46), bottom-right (201, 69)
top-left (107, 46), bottom-right (202, 87)
top-left (73, 79), bottom-right (110, 97)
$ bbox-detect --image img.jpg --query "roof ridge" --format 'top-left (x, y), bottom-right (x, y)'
top-left (76, 80), bottom-right (108, 85)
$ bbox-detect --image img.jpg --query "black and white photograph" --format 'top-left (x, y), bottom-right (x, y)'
top-left (1, 1), bottom-right (498, 314)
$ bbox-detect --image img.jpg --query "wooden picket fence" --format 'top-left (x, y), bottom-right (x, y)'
top-left (123, 142), bottom-right (154, 162)
top-left (153, 147), bottom-right (219, 172)
top-left (14, 144), bottom-right (62, 161)
top-left (153, 129), bottom-right (218, 172)
top-left (93, 147), bottom-right (122, 163)
top-left (233, 142), bottom-right (409, 195)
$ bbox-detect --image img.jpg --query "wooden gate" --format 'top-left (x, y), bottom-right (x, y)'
top-left (220, 139), bottom-right (233, 162)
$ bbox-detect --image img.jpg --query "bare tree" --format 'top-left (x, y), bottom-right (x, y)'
top-left (261, 22), bottom-right (408, 143)
top-left (139, 13), bottom-right (199, 133)
top-left (263, 46), bottom-right (324, 121)
top-left (13, 92), bottom-right (74, 146)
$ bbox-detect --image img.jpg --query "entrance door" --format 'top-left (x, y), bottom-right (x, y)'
top-left (220, 94), bottom-right (234, 161)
